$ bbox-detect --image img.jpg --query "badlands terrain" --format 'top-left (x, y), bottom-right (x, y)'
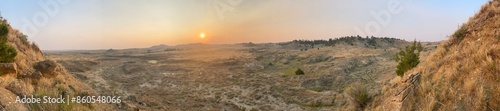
top-left (2, 0), bottom-right (500, 110)
top-left (47, 37), bottom-right (438, 110)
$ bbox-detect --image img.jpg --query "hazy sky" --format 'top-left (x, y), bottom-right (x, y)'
top-left (0, 0), bottom-right (489, 50)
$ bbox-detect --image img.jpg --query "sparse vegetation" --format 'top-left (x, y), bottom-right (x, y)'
top-left (47, 37), bottom-right (436, 110)
top-left (32, 42), bottom-right (41, 52)
top-left (0, 45), bottom-right (17, 63)
top-left (295, 68), bottom-right (305, 75)
top-left (346, 83), bottom-right (370, 109)
top-left (29, 85), bottom-right (76, 111)
top-left (0, 23), bottom-right (17, 63)
top-left (18, 33), bottom-right (29, 45)
top-left (366, 36), bottom-right (377, 47)
top-left (291, 36), bottom-right (400, 47)
top-left (452, 24), bottom-right (468, 44)
top-left (0, 22), bottom-right (7, 41)
top-left (393, 40), bottom-right (423, 77)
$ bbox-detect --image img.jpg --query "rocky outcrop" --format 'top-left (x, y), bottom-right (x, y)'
top-left (0, 88), bottom-right (28, 111)
top-left (243, 61), bottom-right (264, 73)
top-left (395, 72), bottom-right (420, 102)
top-left (0, 63), bottom-right (17, 75)
top-left (33, 60), bottom-right (61, 78)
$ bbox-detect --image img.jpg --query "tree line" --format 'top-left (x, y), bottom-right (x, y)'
top-left (285, 35), bottom-right (401, 47)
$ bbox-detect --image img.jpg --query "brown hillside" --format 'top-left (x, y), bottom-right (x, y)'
top-left (0, 17), bottom-right (112, 110)
top-left (381, 0), bottom-right (500, 110)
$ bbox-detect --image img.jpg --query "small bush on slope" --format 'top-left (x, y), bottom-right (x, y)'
top-left (0, 23), bottom-right (17, 63)
top-left (393, 40), bottom-right (423, 77)
top-left (346, 83), bottom-right (370, 109)
top-left (295, 68), bottom-right (305, 75)
top-left (453, 25), bottom-right (468, 43)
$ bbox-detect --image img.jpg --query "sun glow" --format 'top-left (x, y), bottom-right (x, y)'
top-left (200, 33), bottom-right (206, 39)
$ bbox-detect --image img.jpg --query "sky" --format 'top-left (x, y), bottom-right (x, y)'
top-left (0, 0), bottom-right (489, 50)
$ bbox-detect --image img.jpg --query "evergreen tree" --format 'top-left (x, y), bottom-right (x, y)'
top-left (0, 23), bottom-right (17, 63)
top-left (295, 68), bottom-right (305, 75)
top-left (393, 40), bottom-right (423, 77)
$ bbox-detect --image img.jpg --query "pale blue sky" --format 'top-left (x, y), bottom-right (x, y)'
top-left (0, 0), bottom-right (489, 50)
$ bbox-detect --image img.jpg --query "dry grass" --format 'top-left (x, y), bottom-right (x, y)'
top-left (0, 75), bottom-right (16, 87)
top-left (28, 77), bottom-right (99, 111)
top-left (400, 0), bottom-right (500, 110)
top-left (345, 83), bottom-right (370, 110)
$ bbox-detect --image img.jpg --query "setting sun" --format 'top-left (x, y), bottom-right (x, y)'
top-left (200, 33), bottom-right (206, 39)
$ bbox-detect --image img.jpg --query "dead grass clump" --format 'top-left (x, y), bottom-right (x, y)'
top-left (345, 83), bottom-right (370, 109)
top-left (486, 49), bottom-right (500, 80)
top-left (5, 79), bottom-right (34, 96)
top-left (28, 80), bottom-right (81, 111)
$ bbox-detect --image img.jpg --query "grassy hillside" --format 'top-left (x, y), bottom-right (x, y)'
top-left (0, 15), bottom-right (113, 110)
top-left (379, 0), bottom-right (500, 110)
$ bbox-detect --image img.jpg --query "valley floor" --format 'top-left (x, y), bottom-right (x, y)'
top-left (46, 41), bottom-right (438, 110)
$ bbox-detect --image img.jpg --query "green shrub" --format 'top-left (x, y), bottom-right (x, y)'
top-left (346, 83), bottom-right (370, 109)
top-left (0, 45), bottom-right (17, 63)
top-left (453, 25), bottom-right (468, 43)
top-left (393, 40), bottom-right (423, 77)
top-left (453, 25), bottom-right (467, 39)
top-left (0, 23), bottom-right (8, 43)
top-left (295, 68), bottom-right (305, 75)
top-left (0, 23), bottom-right (17, 63)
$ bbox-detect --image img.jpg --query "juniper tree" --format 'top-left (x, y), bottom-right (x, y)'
top-left (0, 23), bottom-right (17, 63)
top-left (393, 40), bottom-right (423, 77)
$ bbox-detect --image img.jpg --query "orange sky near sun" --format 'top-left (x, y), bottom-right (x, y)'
top-left (0, 0), bottom-right (488, 50)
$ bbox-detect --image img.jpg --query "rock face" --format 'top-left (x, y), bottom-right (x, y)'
top-left (56, 60), bottom-right (98, 72)
top-left (31, 71), bottom-right (42, 79)
top-left (244, 61), bottom-right (264, 73)
top-left (0, 88), bottom-right (28, 111)
top-left (0, 63), bottom-right (17, 75)
top-left (33, 60), bottom-right (61, 78)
